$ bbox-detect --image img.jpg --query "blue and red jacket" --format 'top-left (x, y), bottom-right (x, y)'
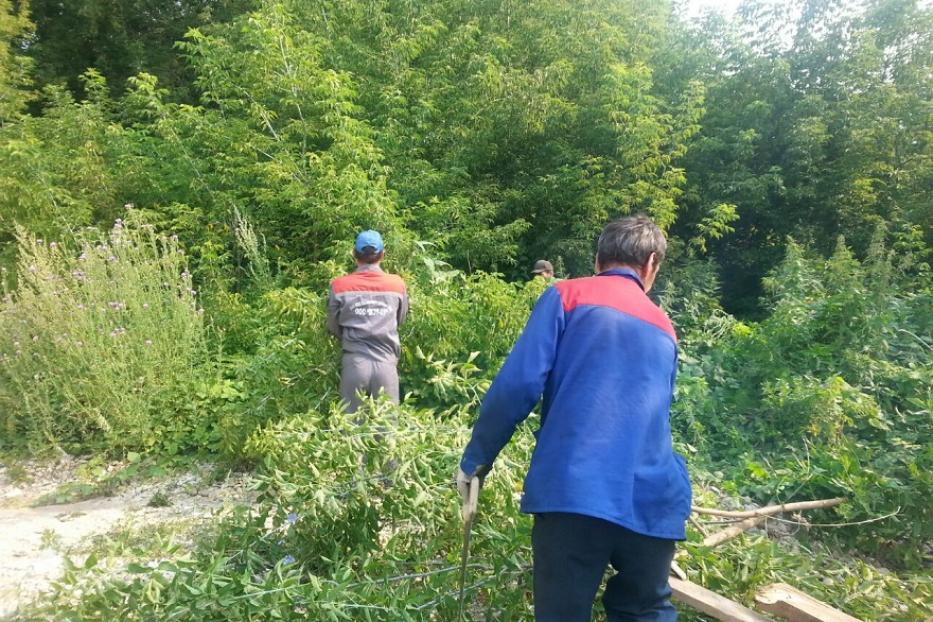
top-left (460, 268), bottom-right (691, 540)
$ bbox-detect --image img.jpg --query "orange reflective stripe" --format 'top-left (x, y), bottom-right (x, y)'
top-left (331, 272), bottom-right (406, 295)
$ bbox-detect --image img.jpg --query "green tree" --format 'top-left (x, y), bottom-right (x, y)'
top-left (20, 0), bottom-right (251, 95)
top-left (0, 0), bottom-right (32, 125)
top-left (669, 0), bottom-right (932, 313)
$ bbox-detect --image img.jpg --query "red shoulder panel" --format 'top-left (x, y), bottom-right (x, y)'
top-left (555, 276), bottom-right (676, 341)
top-left (331, 271), bottom-right (407, 295)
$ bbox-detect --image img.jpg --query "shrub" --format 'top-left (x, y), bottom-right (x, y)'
top-left (209, 249), bottom-right (545, 455)
top-left (16, 399), bottom-right (539, 621)
top-left (401, 259), bottom-right (546, 409)
top-left (213, 286), bottom-right (341, 456)
top-left (689, 237), bottom-right (933, 566)
top-left (0, 219), bottom-right (213, 453)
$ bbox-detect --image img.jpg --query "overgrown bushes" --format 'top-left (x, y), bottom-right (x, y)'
top-left (15, 396), bottom-right (932, 621)
top-left (677, 237), bottom-right (932, 567)
top-left (1, 0), bottom-right (931, 618)
top-left (0, 219), bottom-right (214, 453)
top-left (2, 224), bottom-right (929, 619)
top-left (16, 399), bottom-right (540, 621)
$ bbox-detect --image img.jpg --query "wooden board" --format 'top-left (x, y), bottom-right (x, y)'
top-left (755, 583), bottom-right (863, 622)
top-left (670, 577), bottom-right (772, 622)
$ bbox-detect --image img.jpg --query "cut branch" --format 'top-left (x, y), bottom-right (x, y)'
top-left (693, 498), bottom-right (845, 518)
top-left (699, 498), bottom-right (845, 548)
top-left (702, 516), bottom-right (769, 547)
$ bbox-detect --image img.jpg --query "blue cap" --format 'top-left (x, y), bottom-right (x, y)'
top-left (355, 230), bottom-right (384, 253)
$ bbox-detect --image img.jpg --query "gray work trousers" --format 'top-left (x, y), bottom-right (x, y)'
top-left (339, 353), bottom-right (400, 413)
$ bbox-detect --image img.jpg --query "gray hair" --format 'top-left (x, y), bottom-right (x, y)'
top-left (596, 215), bottom-right (667, 268)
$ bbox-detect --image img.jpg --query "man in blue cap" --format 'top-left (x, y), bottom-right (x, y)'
top-left (327, 230), bottom-right (409, 412)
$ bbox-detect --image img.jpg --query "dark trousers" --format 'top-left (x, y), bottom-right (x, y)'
top-left (532, 512), bottom-right (677, 622)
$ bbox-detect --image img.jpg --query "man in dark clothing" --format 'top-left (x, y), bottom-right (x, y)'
top-left (456, 216), bottom-right (690, 622)
top-left (327, 230), bottom-right (409, 412)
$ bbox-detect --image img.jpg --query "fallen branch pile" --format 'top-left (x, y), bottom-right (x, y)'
top-left (672, 497), bottom-right (867, 622)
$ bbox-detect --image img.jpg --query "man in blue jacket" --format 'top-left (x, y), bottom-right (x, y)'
top-left (456, 216), bottom-right (690, 622)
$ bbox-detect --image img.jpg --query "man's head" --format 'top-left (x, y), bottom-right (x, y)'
top-left (595, 215), bottom-right (666, 292)
top-left (354, 230), bottom-right (385, 264)
top-left (532, 259), bottom-right (554, 279)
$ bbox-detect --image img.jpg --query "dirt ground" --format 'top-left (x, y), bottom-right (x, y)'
top-left (0, 456), bottom-right (254, 618)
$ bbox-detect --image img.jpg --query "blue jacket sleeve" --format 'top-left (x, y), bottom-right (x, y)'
top-left (670, 352), bottom-right (678, 395)
top-left (460, 286), bottom-right (565, 475)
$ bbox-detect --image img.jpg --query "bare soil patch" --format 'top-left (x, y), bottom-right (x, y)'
top-left (0, 456), bottom-right (254, 617)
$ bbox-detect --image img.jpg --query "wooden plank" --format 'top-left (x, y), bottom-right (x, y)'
top-left (670, 560), bottom-right (687, 580)
top-left (755, 583), bottom-right (863, 622)
top-left (670, 577), bottom-right (772, 622)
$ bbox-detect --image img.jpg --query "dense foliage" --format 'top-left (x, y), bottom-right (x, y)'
top-left (669, 0), bottom-right (932, 312)
top-left (0, 0), bottom-right (930, 620)
top-left (666, 236), bottom-right (931, 567)
top-left (0, 220), bottom-right (211, 453)
top-left (15, 398), bottom-right (932, 621)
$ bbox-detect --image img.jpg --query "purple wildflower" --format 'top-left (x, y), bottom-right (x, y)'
top-left (286, 512), bottom-right (298, 525)
top-left (282, 555), bottom-right (296, 566)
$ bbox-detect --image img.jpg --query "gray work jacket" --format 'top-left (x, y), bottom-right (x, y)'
top-left (327, 264), bottom-right (409, 363)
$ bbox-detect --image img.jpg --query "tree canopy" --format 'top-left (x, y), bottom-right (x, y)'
top-left (2, 0), bottom-right (928, 310)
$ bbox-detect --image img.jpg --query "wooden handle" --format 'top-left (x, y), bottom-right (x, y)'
top-left (462, 475), bottom-right (480, 522)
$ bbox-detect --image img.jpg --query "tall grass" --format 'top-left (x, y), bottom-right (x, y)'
top-left (0, 219), bottom-right (210, 452)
